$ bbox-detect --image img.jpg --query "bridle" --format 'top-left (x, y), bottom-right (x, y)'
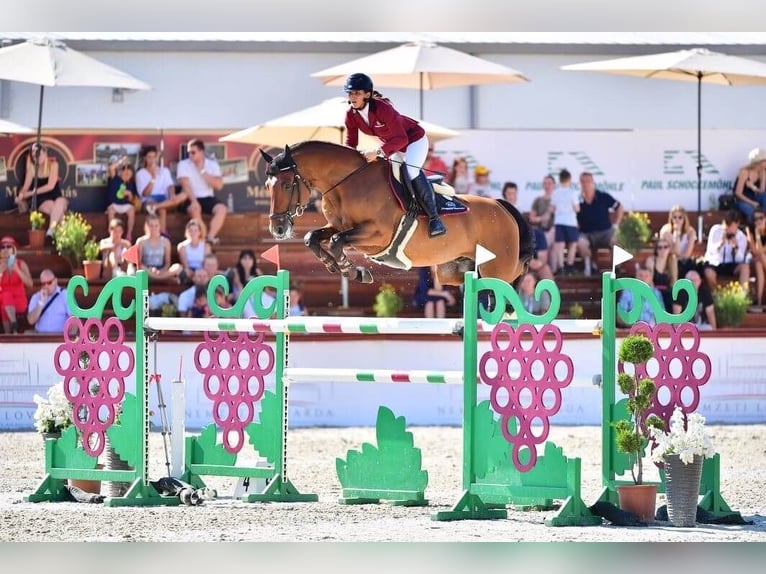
top-left (268, 155), bottom-right (373, 224)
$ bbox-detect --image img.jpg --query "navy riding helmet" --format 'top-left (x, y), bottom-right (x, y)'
top-left (344, 73), bottom-right (373, 93)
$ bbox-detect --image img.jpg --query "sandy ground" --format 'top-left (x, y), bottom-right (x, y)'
top-left (1, 425), bottom-right (765, 542)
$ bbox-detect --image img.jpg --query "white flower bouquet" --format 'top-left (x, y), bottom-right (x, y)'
top-left (649, 406), bottom-right (716, 465)
top-left (33, 381), bottom-right (73, 434)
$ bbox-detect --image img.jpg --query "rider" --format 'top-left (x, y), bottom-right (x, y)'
top-left (343, 72), bottom-right (447, 238)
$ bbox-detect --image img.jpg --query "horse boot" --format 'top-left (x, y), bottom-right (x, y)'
top-left (411, 171), bottom-right (446, 238)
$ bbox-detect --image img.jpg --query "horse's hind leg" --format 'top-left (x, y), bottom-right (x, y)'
top-left (328, 229), bottom-right (374, 284)
top-left (305, 227), bottom-right (341, 274)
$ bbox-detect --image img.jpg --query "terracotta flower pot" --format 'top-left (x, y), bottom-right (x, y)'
top-left (617, 484), bottom-right (657, 522)
top-left (28, 228), bottom-right (46, 249)
top-left (82, 260), bottom-right (103, 282)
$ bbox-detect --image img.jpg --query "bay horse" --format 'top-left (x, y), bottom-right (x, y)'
top-left (261, 141), bottom-right (534, 287)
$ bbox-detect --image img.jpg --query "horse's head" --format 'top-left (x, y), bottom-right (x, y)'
top-left (261, 145), bottom-right (308, 240)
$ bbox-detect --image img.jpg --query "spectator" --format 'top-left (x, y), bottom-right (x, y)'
top-left (106, 156), bottom-right (137, 241)
top-left (26, 269), bottom-right (71, 334)
top-left (135, 214), bottom-right (183, 283)
top-left (0, 236), bottom-right (33, 334)
top-left (702, 209), bottom-right (750, 291)
top-left (177, 254), bottom-right (224, 318)
top-left (746, 207), bottom-right (766, 310)
top-left (14, 143), bottom-right (68, 239)
top-left (501, 181), bottom-right (552, 279)
top-left (659, 205), bottom-right (698, 279)
top-left (177, 139), bottom-right (227, 244)
top-left (135, 145), bottom-right (183, 236)
top-left (645, 238), bottom-right (677, 312)
top-left (413, 265), bottom-right (456, 318)
top-left (576, 171), bottom-right (623, 277)
top-left (467, 165), bottom-right (494, 198)
top-left (99, 218), bottom-right (133, 278)
top-left (231, 249), bottom-right (262, 300)
top-left (190, 284), bottom-right (211, 319)
top-left (289, 283), bottom-right (308, 317)
top-left (551, 169), bottom-right (580, 275)
top-left (732, 147), bottom-right (766, 222)
top-left (423, 145), bottom-right (449, 177)
top-left (528, 174), bottom-right (556, 258)
top-left (618, 263), bottom-right (664, 327)
top-left (177, 219), bottom-right (211, 283)
top-left (517, 272), bottom-right (551, 314)
top-left (672, 270), bottom-right (716, 330)
top-left (501, 181), bottom-right (518, 205)
top-left (445, 156), bottom-right (470, 194)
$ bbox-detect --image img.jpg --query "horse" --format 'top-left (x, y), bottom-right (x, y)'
top-left (260, 141), bottom-right (535, 288)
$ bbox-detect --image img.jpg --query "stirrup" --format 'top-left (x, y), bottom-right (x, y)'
top-left (428, 218), bottom-right (446, 238)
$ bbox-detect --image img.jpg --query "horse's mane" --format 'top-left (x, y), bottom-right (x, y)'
top-left (271, 140), bottom-right (364, 174)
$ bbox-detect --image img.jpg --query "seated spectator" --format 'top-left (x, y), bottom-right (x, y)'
top-left (413, 266), bottom-right (456, 318)
top-left (576, 171), bottom-right (623, 277)
top-left (746, 207), bottom-right (766, 310)
top-left (0, 236), bottom-right (33, 334)
top-left (14, 143), bottom-right (68, 239)
top-left (618, 264), bottom-right (664, 327)
top-left (177, 219), bottom-right (211, 282)
top-left (659, 205), bottom-right (698, 279)
top-left (645, 238), bottom-right (677, 312)
top-left (190, 284), bottom-right (211, 319)
top-left (177, 254), bottom-right (224, 318)
top-left (99, 218), bottom-right (133, 278)
top-left (106, 156), bottom-right (137, 241)
top-left (517, 272), bottom-right (551, 314)
top-left (702, 209), bottom-right (750, 291)
top-left (732, 147), bottom-right (766, 222)
top-left (177, 139), bottom-right (227, 244)
top-left (672, 270), bottom-right (716, 330)
top-left (423, 145), bottom-right (449, 177)
top-left (445, 156), bottom-right (470, 194)
top-left (135, 214), bottom-right (183, 283)
top-left (466, 165), bottom-right (495, 198)
top-left (551, 169), bottom-right (580, 275)
top-left (289, 283), bottom-right (308, 317)
top-left (135, 145), bottom-right (184, 236)
top-left (231, 249), bottom-right (262, 299)
top-left (26, 269), bottom-right (71, 334)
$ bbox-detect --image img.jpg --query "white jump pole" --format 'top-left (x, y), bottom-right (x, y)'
top-left (170, 378), bottom-right (185, 478)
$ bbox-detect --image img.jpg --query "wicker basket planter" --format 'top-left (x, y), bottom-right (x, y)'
top-left (664, 453), bottom-right (703, 527)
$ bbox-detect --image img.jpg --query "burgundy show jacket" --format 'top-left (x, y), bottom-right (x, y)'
top-left (344, 97), bottom-right (425, 157)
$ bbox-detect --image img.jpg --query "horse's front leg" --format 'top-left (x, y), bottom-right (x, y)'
top-left (328, 228), bottom-right (374, 284)
top-left (304, 226), bottom-right (341, 274)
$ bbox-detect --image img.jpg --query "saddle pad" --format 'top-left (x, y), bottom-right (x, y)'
top-left (388, 168), bottom-right (468, 216)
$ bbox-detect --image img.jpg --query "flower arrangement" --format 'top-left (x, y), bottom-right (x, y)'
top-left (53, 211), bottom-right (92, 268)
top-left (616, 211), bottom-right (653, 253)
top-left (29, 210), bottom-right (46, 230)
top-left (613, 333), bottom-right (665, 484)
top-left (84, 238), bottom-right (101, 262)
top-left (373, 283), bottom-right (404, 317)
top-left (32, 381), bottom-right (73, 435)
top-left (650, 406), bottom-right (716, 465)
top-left (713, 281), bottom-right (751, 328)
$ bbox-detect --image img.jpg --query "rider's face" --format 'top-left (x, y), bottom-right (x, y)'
top-left (347, 90), bottom-right (369, 109)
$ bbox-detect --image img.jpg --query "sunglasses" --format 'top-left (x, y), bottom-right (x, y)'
top-left (672, 215), bottom-right (684, 220)
top-left (41, 279), bottom-right (56, 286)
top-left (1, 244), bottom-right (14, 249)
top-left (657, 244), bottom-right (670, 249)
top-left (755, 216), bottom-right (765, 222)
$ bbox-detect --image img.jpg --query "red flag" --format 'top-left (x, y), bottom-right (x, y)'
top-left (261, 244), bottom-right (280, 269)
top-left (123, 244), bottom-right (139, 266)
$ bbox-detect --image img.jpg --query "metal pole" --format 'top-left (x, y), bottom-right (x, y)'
top-left (419, 72), bottom-right (424, 120)
top-left (696, 73), bottom-right (703, 241)
top-left (31, 85), bottom-right (44, 213)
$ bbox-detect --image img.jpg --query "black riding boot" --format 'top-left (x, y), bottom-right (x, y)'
top-left (411, 172), bottom-right (446, 238)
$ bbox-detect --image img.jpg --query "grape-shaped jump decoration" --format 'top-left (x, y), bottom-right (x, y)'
top-left (53, 317), bottom-right (133, 457)
top-left (478, 322), bottom-right (573, 472)
top-left (194, 331), bottom-right (275, 453)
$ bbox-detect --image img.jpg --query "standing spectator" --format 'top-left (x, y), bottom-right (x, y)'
top-left (177, 139), bottom-right (227, 244)
top-left (0, 236), bottom-right (33, 334)
top-left (26, 269), bottom-right (71, 334)
top-left (135, 214), bottom-right (183, 283)
top-left (501, 181), bottom-right (552, 279)
top-left (528, 174), bottom-right (556, 258)
top-left (702, 209), bottom-right (750, 291)
top-left (672, 270), bottom-right (716, 330)
top-left (445, 156), bottom-right (470, 194)
top-left (177, 219), bottom-right (211, 283)
top-left (732, 147), bottom-right (766, 222)
top-left (14, 143), bottom-right (68, 240)
top-left (413, 266), bottom-right (455, 318)
top-left (550, 169), bottom-right (580, 275)
top-left (576, 171), bottom-right (623, 276)
top-left (467, 165), bottom-right (494, 198)
top-left (746, 207), bottom-right (766, 310)
top-left (659, 205), bottom-right (698, 279)
top-left (135, 145), bottom-right (182, 236)
top-left (423, 145), bottom-right (448, 177)
top-left (501, 181), bottom-right (518, 205)
top-left (99, 218), bottom-right (133, 278)
top-left (106, 156), bottom-right (137, 242)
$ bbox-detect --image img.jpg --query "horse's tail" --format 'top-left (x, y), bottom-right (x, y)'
top-left (496, 198), bottom-right (536, 288)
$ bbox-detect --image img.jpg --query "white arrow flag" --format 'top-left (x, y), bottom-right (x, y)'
top-left (612, 245), bottom-right (634, 269)
top-left (475, 244), bottom-right (496, 267)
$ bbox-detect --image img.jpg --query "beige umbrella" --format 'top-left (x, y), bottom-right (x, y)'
top-left (220, 97), bottom-right (460, 147)
top-left (311, 41), bottom-right (528, 117)
top-left (562, 48), bottom-right (766, 238)
top-left (0, 118), bottom-right (34, 135)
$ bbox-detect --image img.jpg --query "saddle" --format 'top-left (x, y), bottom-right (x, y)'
top-left (388, 164), bottom-right (468, 217)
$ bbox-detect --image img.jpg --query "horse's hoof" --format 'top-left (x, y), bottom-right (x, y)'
top-left (356, 267), bottom-right (374, 284)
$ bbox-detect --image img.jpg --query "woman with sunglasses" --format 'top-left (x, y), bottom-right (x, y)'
top-left (14, 144), bottom-right (69, 239)
top-left (0, 236), bottom-right (33, 334)
top-left (746, 207), bottom-right (766, 310)
top-left (645, 238), bottom-right (677, 312)
top-left (659, 205), bottom-right (698, 278)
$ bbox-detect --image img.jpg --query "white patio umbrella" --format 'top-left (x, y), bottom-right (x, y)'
top-left (311, 41), bottom-right (528, 118)
top-left (220, 97), bottom-right (460, 147)
top-left (562, 48), bottom-right (766, 239)
top-left (0, 37), bottom-right (151, 209)
top-left (0, 118), bottom-right (34, 135)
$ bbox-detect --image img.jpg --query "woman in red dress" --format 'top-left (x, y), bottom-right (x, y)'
top-left (0, 236), bottom-right (34, 334)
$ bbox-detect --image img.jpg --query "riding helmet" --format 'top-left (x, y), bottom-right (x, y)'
top-left (344, 73), bottom-right (373, 93)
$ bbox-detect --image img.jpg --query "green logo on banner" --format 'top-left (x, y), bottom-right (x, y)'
top-left (663, 150), bottom-right (719, 175)
top-left (547, 151), bottom-right (604, 176)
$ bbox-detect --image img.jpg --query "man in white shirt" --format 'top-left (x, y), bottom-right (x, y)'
top-left (176, 139), bottom-right (227, 244)
top-left (702, 209), bottom-right (750, 290)
top-left (135, 145), bottom-right (183, 236)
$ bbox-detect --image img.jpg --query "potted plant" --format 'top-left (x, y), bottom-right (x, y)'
top-left (82, 237), bottom-right (103, 282)
top-left (712, 281), bottom-right (751, 327)
top-left (616, 211), bottom-right (653, 254)
top-left (373, 283), bottom-right (403, 317)
top-left (52, 211), bottom-right (92, 273)
top-left (28, 210), bottom-right (47, 249)
top-left (32, 381), bottom-right (73, 439)
top-left (650, 406), bottom-right (716, 527)
top-left (613, 333), bottom-right (665, 521)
